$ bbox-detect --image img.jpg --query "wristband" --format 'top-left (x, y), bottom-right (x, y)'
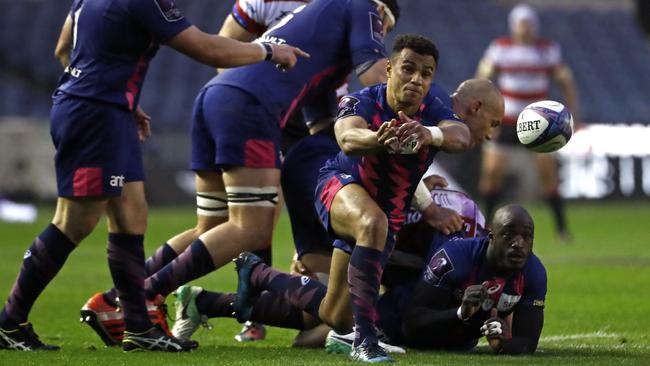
top-left (425, 126), bottom-right (444, 147)
top-left (257, 42), bottom-right (273, 61)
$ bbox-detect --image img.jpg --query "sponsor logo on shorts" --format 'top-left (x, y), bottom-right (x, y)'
top-left (110, 175), bottom-right (125, 188)
top-left (23, 250), bottom-right (32, 259)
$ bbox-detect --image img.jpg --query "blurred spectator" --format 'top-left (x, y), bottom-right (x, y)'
top-left (475, 4), bottom-right (579, 242)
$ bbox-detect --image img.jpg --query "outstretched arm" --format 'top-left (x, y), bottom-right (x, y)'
top-left (168, 26), bottom-right (308, 69)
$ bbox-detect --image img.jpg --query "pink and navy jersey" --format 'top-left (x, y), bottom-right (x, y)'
top-left (211, 0), bottom-right (388, 125)
top-left (230, 0), bottom-right (310, 36)
top-left (423, 237), bottom-right (547, 315)
top-left (56, 0), bottom-right (191, 111)
top-left (325, 83), bottom-right (460, 231)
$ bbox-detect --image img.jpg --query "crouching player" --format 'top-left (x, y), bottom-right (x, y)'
top-left (378, 204), bottom-right (546, 354)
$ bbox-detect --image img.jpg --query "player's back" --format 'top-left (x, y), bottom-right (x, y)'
top-left (213, 0), bottom-right (386, 123)
top-left (57, 0), bottom-right (189, 110)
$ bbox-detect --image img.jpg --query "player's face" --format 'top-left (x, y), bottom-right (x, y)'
top-left (513, 19), bottom-right (537, 43)
top-left (489, 215), bottom-right (534, 272)
top-left (387, 49), bottom-right (436, 108)
top-left (465, 102), bottom-right (503, 146)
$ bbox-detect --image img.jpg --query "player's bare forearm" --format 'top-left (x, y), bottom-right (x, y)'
top-left (555, 65), bottom-right (580, 121)
top-left (335, 116), bottom-right (393, 155)
top-left (216, 14), bottom-right (257, 73)
top-left (169, 26), bottom-right (307, 69)
top-left (438, 120), bottom-right (471, 152)
top-left (54, 15), bottom-right (73, 68)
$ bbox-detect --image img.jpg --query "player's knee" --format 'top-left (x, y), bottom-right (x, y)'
top-left (355, 210), bottom-right (388, 247)
top-left (55, 215), bottom-right (100, 243)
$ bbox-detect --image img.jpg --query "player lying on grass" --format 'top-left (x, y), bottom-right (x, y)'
top-left (171, 203), bottom-right (545, 356)
top-left (170, 187), bottom-right (484, 348)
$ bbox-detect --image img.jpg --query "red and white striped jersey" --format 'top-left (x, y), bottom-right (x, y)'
top-left (483, 36), bottom-right (563, 124)
top-left (230, 0), bottom-right (310, 36)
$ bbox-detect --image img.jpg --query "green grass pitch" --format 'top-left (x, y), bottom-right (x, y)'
top-left (0, 201), bottom-right (649, 365)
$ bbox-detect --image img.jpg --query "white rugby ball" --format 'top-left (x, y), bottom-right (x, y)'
top-left (516, 100), bottom-right (574, 153)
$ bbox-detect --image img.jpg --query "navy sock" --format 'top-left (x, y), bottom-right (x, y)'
top-left (107, 233), bottom-right (151, 333)
top-left (348, 245), bottom-right (383, 347)
top-left (145, 239), bottom-right (215, 299)
top-left (103, 242), bottom-right (178, 306)
top-left (0, 224), bottom-right (75, 328)
top-left (250, 263), bottom-right (326, 318)
top-left (250, 291), bottom-right (306, 330)
top-left (195, 290), bottom-right (234, 319)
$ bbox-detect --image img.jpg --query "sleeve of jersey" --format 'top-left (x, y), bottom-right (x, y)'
top-left (518, 255), bottom-right (548, 308)
top-left (423, 98), bottom-right (461, 126)
top-left (335, 93), bottom-right (375, 127)
top-left (346, 2), bottom-right (388, 71)
top-left (421, 242), bottom-right (466, 291)
top-left (230, 0), bottom-right (267, 36)
top-left (130, 0), bottom-right (192, 42)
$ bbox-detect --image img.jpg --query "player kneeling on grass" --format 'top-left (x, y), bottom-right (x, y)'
top-left (388, 204), bottom-right (546, 354)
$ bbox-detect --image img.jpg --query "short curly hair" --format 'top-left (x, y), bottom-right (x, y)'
top-left (391, 34), bottom-right (439, 67)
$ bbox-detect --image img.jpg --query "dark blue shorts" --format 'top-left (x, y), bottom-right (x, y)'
top-left (50, 94), bottom-right (143, 197)
top-left (281, 132), bottom-right (340, 257)
top-left (191, 85), bottom-right (281, 171)
top-left (313, 165), bottom-right (358, 242)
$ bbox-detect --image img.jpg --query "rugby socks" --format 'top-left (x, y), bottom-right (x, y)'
top-left (250, 291), bottom-right (306, 330)
top-left (348, 245), bottom-right (383, 347)
top-left (107, 233), bottom-right (151, 332)
top-left (545, 192), bottom-right (568, 234)
top-left (103, 242), bottom-right (178, 306)
top-left (195, 290), bottom-right (234, 318)
top-left (250, 262), bottom-right (326, 318)
top-left (145, 239), bottom-right (215, 299)
top-left (0, 224), bottom-right (75, 328)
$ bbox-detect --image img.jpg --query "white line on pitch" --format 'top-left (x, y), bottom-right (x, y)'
top-left (540, 331), bottom-right (620, 342)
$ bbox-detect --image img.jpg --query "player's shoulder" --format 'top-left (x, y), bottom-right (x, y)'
top-left (492, 36), bottom-right (514, 47)
top-left (523, 253), bottom-right (547, 282)
top-left (336, 86), bottom-right (380, 120)
top-left (536, 37), bottom-right (560, 49)
top-left (440, 236), bottom-right (487, 261)
top-left (425, 82), bottom-right (451, 108)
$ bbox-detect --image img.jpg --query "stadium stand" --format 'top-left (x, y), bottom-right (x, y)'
top-left (1, 0), bottom-right (649, 127)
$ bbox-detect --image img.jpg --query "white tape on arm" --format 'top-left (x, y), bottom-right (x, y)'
top-left (412, 180), bottom-right (433, 210)
top-left (425, 126), bottom-right (444, 147)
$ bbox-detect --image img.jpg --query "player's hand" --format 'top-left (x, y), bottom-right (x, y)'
top-left (460, 284), bottom-right (488, 320)
top-left (395, 111), bottom-right (431, 152)
top-left (423, 174), bottom-right (448, 190)
top-left (377, 119), bottom-right (400, 153)
top-left (133, 105), bottom-right (151, 142)
top-left (420, 204), bottom-right (463, 235)
top-left (271, 43), bottom-right (310, 71)
top-left (480, 316), bottom-right (511, 352)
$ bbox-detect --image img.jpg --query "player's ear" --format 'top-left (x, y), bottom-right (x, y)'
top-left (472, 99), bottom-right (483, 113)
top-left (488, 231), bottom-right (494, 241)
top-left (376, 3), bottom-right (386, 19)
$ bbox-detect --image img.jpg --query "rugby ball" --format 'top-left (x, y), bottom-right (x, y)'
top-left (516, 100), bottom-right (573, 153)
